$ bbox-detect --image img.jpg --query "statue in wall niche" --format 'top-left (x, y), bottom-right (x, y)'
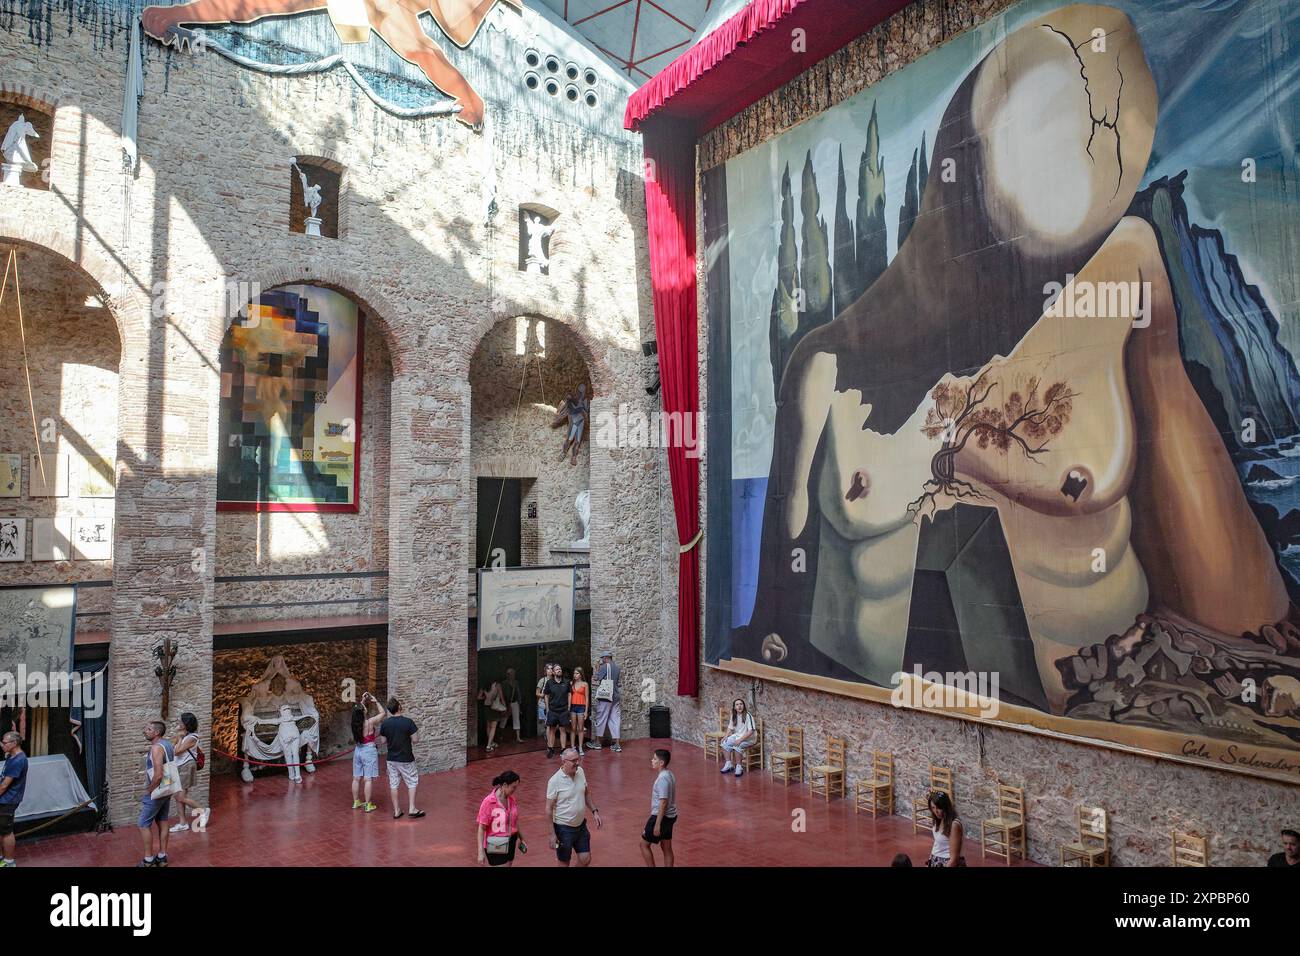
top-left (571, 490), bottom-right (591, 549)
top-left (237, 655), bottom-right (320, 783)
top-left (292, 160), bottom-right (324, 237)
top-left (1, 114), bottom-right (39, 187)
top-left (524, 213), bottom-right (556, 274)
top-left (551, 383), bottom-right (590, 465)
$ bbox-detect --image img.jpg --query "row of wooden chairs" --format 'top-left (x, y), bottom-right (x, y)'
top-left (702, 709), bottom-right (1210, 866)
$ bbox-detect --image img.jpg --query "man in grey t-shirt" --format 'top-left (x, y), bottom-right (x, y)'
top-left (639, 748), bottom-right (678, 867)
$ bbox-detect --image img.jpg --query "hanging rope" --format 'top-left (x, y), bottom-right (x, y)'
top-left (1, 249), bottom-right (47, 489)
top-left (480, 335), bottom-right (542, 568)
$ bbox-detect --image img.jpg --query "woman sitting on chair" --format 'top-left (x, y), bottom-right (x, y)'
top-left (719, 698), bottom-right (757, 778)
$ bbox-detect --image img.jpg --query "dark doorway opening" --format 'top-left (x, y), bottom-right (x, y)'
top-left (476, 478), bottom-right (522, 568)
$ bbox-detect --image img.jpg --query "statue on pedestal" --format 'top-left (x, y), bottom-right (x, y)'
top-left (237, 655), bottom-right (320, 782)
top-left (292, 160), bottom-right (324, 236)
top-left (524, 212), bottom-right (555, 274)
top-left (1, 114), bottom-right (39, 187)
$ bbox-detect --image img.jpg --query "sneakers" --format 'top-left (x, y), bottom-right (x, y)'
top-left (546, 748), bottom-right (555, 759)
top-left (734, 765), bottom-right (744, 777)
top-left (587, 741), bottom-right (603, 750)
top-left (353, 799), bottom-right (363, 810)
top-left (363, 802), bottom-right (378, 813)
top-left (169, 822), bottom-right (190, 832)
top-left (577, 747), bottom-right (585, 756)
top-left (0, 859), bottom-right (15, 868)
top-left (155, 854), bottom-right (169, 867)
top-left (720, 762), bottom-right (733, 773)
top-left (136, 858), bottom-right (155, 868)
top-left (611, 744), bottom-right (622, 753)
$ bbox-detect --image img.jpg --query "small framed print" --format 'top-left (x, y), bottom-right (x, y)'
top-left (28, 454), bottom-right (68, 497)
top-left (73, 517), bottom-right (113, 561)
top-left (0, 454), bottom-right (19, 497)
top-left (32, 517), bottom-right (73, 561)
top-left (79, 455), bottom-right (116, 498)
top-left (0, 517), bottom-right (26, 561)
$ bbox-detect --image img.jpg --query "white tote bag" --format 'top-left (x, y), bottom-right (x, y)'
top-left (150, 758), bottom-right (183, 799)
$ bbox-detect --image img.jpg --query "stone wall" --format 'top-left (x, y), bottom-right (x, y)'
top-left (0, 2), bottom-right (660, 825)
top-left (663, 0), bottom-right (1298, 867)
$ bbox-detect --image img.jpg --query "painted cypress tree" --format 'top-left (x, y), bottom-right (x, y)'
top-left (918, 131), bottom-right (929, 210)
top-left (832, 146), bottom-right (859, 317)
top-left (855, 101), bottom-right (888, 297)
top-left (798, 150), bottom-right (833, 335)
top-left (769, 162), bottom-right (801, 396)
top-left (898, 147), bottom-right (920, 249)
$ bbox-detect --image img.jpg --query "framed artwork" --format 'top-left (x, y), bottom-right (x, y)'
top-left (0, 584), bottom-right (75, 674)
top-left (0, 454), bottom-right (18, 497)
top-left (476, 566), bottom-right (575, 650)
top-left (32, 517), bottom-right (73, 561)
top-left (217, 284), bottom-right (363, 512)
top-left (28, 454), bottom-right (68, 497)
top-left (703, 0), bottom-right (1300, 784)
top-left (72, 518), bottom-right (113, 561)
top-left (0, 518), bottom-right (25, 561)
top-left (79, 455), bottom-right (116, 498)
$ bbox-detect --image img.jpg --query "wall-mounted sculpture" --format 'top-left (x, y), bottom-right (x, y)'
top-left (1, 114), bottom-right (38, 187)
top-left (236, 656), bottom-right (320, 783)
top-left (523, 212), bottom-right (557, 274)
top-left (152, 638), bottom-right (178, 720)
top-left (551, 383), bottom-right (589, 465)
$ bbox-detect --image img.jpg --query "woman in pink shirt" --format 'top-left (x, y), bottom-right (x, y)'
top-left (476, 769), bottom-right (528, 867)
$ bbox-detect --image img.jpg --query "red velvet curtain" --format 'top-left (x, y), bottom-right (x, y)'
top-left (642, 115), bottom-right (701, 697)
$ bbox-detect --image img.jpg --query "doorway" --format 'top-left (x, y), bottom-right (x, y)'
top-left (476, 478), bottom-right (521, 568)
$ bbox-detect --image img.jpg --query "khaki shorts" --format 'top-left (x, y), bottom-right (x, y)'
top-left (178, 760), bottom-right (198, 790)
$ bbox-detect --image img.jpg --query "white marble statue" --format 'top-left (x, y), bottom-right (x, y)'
top-left (572, 489), bottom-right (591, 549)
top-left (524, 213), bottom-right (556, 273)
top-left (292, 160), bottom-right (324, 236)
top-left (1, 114), bottom-right (39, 187)
top-left (237, 655), bottom-right (320, 783)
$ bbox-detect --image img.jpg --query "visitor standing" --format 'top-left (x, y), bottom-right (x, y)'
top-left (639, 748), bottom-right (677, 867)
top-left (476, 769), bottom-right (529, 867)
top-left (479, 679), bottom-right (508, 752)
top-left (137, 721), bottom-right (176, 867)
top-left (0, 731), bottom-right (27, 868)
top-left (536, 664), bottom-right (554, 735)
top-left (170, 712), bottom-right (210, 832)
top-left (589, 650), bottom-right (622, 752)
top-left (925, 791), bottom-right (965, 867)
top-left (546, 748), bottom-right (601, 866)
top-left (569, 667), bottom-right (589, 755)
top-left (719, 698), bottom-right (757, 776)
top-left (380, 698), bottom-right (425, 820)
top-left (544, 665), bottom-right (572, 758)
top-left (351, 692), bottom-right (386, 812)
top-left (503, 667), bottom-right (523, 744)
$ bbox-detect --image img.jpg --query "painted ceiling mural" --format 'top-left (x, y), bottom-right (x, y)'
top-left (704, 0), bottom-right (1300, 783)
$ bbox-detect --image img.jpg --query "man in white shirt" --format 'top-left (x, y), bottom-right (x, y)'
top-left (545, 747), bottom-right (602, 866)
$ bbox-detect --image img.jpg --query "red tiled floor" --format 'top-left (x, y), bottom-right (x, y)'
top-left (17, 739), bottom-right (1038, 867)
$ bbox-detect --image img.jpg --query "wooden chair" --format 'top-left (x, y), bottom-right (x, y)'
top-left (912, 765), bottom-right (954, 834)
top-left (1060, 805), bottom-right (1109, 867)
top-left (770, 726), bottom-right (803, 786)
top-left (808, 736), bottom-right (846, 801)
top-left (703, 707), bottom-right (728, 762)
top-left (855, 751), bottom-right (894, 817)
top-left (741, 717), bottom-right (765, 773)
top-left (1172, 830), bottom-right (1208, 867)
top-left (981, 783), bottom-right (1027, 864)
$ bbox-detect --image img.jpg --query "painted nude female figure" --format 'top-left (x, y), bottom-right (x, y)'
top-left (142, 0), bottom-right (520, 127)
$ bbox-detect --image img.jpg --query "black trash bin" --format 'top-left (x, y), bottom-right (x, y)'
top-left (648, 704), bottom-right (671, 739)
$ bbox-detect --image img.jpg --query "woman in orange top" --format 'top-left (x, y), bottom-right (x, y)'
top-left (569, 668), bottom-right (590, 756)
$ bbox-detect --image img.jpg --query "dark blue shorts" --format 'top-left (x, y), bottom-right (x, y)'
top-left (138, 796), bottom-right (172, 828)
top-left (553, 820), bottom-right (590, 862)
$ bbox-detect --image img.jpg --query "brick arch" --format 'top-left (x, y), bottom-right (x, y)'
top-left (460, 307), bottom-right (614, 398)
top-left (0, 224), bottom-right (149, 349)
top-left (0, 81), bottom-right (62, 115)
top-left (236, 266), bottom-right (409, 374)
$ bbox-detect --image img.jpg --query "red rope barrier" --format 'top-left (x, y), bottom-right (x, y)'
top-left (212, 747), bottom-right (355, 768)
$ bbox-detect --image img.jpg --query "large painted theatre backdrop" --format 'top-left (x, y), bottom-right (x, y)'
top-left (704, 0), bottom-right (1300, 782)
